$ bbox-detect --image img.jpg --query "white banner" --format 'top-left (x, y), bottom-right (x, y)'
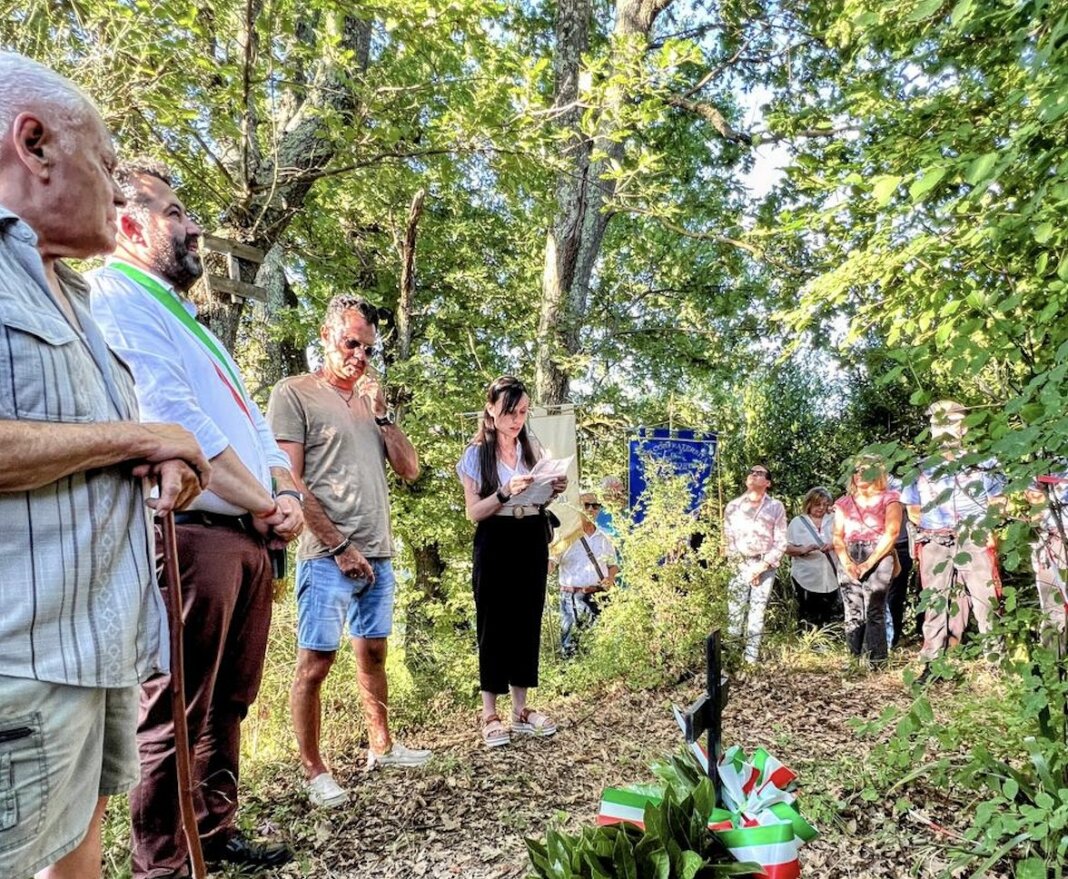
top-left (529, 405), bottom-right (581, 543)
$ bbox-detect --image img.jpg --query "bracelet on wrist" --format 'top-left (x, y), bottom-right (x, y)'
top-left (328, 539), bottom-right (350, 557)
top-left (496, 487), bottom-right (510, 504)
top-left (253, 502), bottom-right (280, 519)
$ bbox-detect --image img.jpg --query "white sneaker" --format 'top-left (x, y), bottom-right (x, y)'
top-left (306, 772), bottom-right (350, 808)
top-left (366, 742), bottom-right (432, 770)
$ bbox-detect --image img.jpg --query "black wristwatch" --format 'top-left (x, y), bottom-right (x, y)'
top-left (496, 487), bottom-right (511, 504)
top-left (328, 539), bottom-right (350, 557)
top-left (275, 489), bottom-right (304, 504)
top-left (375, 411), bottom-right (395, 427)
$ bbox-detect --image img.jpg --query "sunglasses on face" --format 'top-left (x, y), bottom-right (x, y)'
top-left (584, 503), bottom-right (602, 509)
top-left (748, 469), bottom-right (769, 477)
top-left (340, 338), bottom-right (376, 358)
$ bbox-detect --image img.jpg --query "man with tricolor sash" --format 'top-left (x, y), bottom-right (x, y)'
top-left (88, 159), bottom-right (305, 877)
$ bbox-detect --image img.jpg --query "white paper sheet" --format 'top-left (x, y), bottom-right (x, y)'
top-left (511, 455), bottom-right (574, 505)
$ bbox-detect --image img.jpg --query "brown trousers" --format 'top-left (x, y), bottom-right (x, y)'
top-left (918, 533), bottom-right (1000, 661)
top-left (131, 523), bottom-right (273, 879)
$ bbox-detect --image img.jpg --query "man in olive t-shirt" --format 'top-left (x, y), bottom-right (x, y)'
top-left (267, 295), bottom-right (428, 810)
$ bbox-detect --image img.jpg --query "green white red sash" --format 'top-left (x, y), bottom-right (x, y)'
top-left (596, 712), bottom-right (817, 878)
top-left (110, 261), bottom-right (254, 423)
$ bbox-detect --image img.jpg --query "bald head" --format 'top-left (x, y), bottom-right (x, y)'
top-left (0, 52), bottom-right (122, 261)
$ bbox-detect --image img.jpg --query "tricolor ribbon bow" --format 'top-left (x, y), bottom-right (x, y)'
top-left (708, 746), bottom-right (817, 879)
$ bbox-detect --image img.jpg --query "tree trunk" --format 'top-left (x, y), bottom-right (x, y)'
top-left (251, 245), bottom-right (304, 393)
top-left (396, 188), bottom-right (426, 366)
top-left (535, 0), bottom-right (676, 406)
top-left (191, 11), bottom-right (374, 355)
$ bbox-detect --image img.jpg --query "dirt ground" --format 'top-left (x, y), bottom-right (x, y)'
top-left (232, 655), bottom-right (986, 879)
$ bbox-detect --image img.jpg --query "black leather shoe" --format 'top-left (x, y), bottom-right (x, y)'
top-left (203, 831), bottom-right (294, 869)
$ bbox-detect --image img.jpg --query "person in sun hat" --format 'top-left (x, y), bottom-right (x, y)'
top-left (552, 491), bottom-right (619, 657)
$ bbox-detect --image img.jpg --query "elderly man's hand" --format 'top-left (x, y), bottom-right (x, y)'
top-left (136, 423), bottom-right (211, 489)
top-left (146, 460), bottom-right (202, 515)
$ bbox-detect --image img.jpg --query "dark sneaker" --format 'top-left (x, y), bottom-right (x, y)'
top-left (203, 831), bottom-right (293, 869)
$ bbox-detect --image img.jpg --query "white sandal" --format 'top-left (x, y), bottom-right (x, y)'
top-left (512, 707), bottom-right (557, 737)
top-left (482, 713), bottom-right (511, 748)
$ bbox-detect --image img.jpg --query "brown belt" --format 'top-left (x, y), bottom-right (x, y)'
top-left (561, 585), bottom-right (603, 594)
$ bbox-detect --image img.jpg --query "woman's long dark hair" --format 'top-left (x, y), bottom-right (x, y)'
top-left (472, 375), bottom-right (539, 498)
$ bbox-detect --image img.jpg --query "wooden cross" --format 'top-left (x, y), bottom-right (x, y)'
top-left (200, 234), bottom-right (267, 303)
top-left (678, 632), bottom-right (729, 806)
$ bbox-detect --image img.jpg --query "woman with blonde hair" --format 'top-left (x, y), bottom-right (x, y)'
top-left (786, 487), bottom-right (840, 629)
top-left (832, 458), bottom-right (902, 663)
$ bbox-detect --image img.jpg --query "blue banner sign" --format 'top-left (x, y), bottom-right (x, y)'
top-left (628, 427), bottom-right (718, 522)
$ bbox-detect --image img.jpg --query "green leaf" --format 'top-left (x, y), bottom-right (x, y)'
top-left (965, 152), bottom-right (998, 186)
top-left (949, 0), bottom-right (975, 28)
top-left (678, 850), bottom-right (705, 879)
top-left (871, 174), bottom-right (902, 206)
top-left (1034, 222), bottom-right (1054, 244)
top-left (650, 849), bottom-right (670, 879)
top-left (613, 830), bottom-right (638, 879)
top-left (1017, 858), bottom-right (1048, 879)
top-left (907, 0), bottom-right (943, 22)
top-left (910, 166), bottom-right (947, 201)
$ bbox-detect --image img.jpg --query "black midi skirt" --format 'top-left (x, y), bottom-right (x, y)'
top-left (472, 514), bottom-right (549, 694)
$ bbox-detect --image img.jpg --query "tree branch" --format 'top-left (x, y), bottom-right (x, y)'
top-left (664, 94), bottom-right (753, 144)
top-left (629, 207), bottom-right (808, 277)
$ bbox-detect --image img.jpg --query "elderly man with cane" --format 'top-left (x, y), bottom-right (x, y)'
top-left (0, 53), bottom-right (209, 879)
top-left (89, 159), bottom-right (304, 876)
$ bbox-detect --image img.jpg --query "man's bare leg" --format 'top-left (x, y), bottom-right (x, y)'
top-left (290, 648), bottom-right (337, 779)
top-left (37, 796), bottom-right (107, 879)
top-left (352, 637), bottom-right (390, 753)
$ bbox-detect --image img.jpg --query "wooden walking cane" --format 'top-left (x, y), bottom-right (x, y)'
top-left (160, 511), bottom-right (208, 879)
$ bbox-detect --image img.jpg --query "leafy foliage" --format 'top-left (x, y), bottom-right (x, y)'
top-left (526, 749), bottom-right (756, 879)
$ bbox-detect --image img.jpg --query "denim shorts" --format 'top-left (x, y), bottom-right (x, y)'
top-left (0, 676), bottom-right (138, 877)
top-left (296, 556), bottom-right (396, 647)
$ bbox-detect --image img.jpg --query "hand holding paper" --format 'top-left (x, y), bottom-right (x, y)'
top-left (510, 455), bottom-right (573, 505)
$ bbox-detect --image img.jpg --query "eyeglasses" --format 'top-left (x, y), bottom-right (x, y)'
top-left (341, 338), bottom-right (376, 358)
top-left (748, 469), bottom-right (769, 477)
top-left (584, 503), bottom-right (602, 510)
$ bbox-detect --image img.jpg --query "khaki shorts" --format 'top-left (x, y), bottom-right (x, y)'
top-left (0, 675), bottom-right (139, 878)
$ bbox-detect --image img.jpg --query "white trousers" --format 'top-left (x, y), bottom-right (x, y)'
top-left (727, 565), bottom-right (776, 664)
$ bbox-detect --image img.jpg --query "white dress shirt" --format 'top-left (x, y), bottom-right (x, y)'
top-left (89, 260), bottom-right (290, 515)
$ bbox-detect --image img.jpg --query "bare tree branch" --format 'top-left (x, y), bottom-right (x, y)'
top-left (664, 94), bottom-right (754, 144)
top-left (395, 188), bottom-right (426, 364)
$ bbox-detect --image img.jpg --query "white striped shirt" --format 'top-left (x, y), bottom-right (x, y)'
top-left (0, 206), bottom-right (165, 687)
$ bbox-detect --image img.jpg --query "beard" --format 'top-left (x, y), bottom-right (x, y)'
top-left (151, 231), bottom-right (203, 292)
